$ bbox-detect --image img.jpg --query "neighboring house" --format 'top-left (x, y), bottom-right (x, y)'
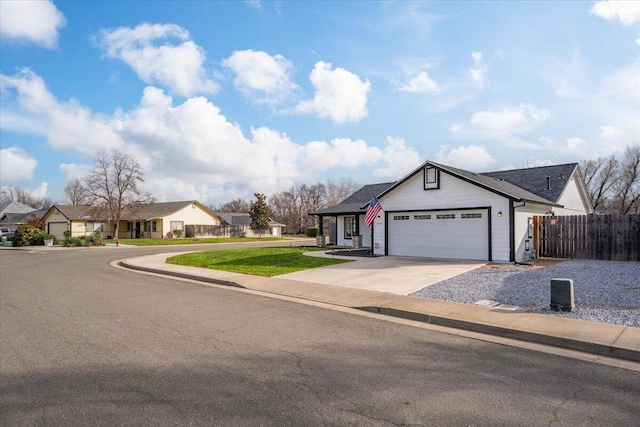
top-left (0, 201), bottom-right (37, 230)
top-left (216, 212), bottom-right (285, 237)
top-left (311, 161), bottom-right (592, 263)
top-left (43, 201), bottom-right (222, 240)
top-left (0, 208), bottom-right (48, 231)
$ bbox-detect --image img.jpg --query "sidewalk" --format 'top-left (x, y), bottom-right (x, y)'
top-left (119, 253), bottom-right (640, 363)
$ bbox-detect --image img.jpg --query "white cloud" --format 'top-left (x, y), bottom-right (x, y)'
top-left (1, 69), bottom-right (427, 204)
top-left (394, 71), bottom-right (439, 94)
top-left (435, 145), bottom-right (495, 171)
top-left (222, 50), bottom-right (299, 105)
top-left (59, 163), bottom-right (93, 182)
top-left (599, 124), bottom-right (624, 140)
top-left (589, 1), bottom-right (640, 25)
top-left (374, 137), bottom-right (423, 178)
top-left (1, 68), bottom-right (124, 154)
top-left (450, 124), bottom-right (463, 134)
top-left (470, 51), bottom-right (486, 89)
top-left (294, 61), bottom-right (371, 123)
top-left (246, 0), bottom-right (262, 11)
top-left (30, 182), bottom-right (49, 199)
top-left (530, 159), bottom-right (554, 167)
top-left (470, 103), bottom-right (550, 132)
top-left (0, 146), bottom-right (38, 182)
top-left (0, 0), bottom-right (66, 49)
top-left (303, 138), bottom-right (383, 170)
top-left (95, 23), bottom-right (218, 97)
top-left (567, 137), bottom-right (587, 150)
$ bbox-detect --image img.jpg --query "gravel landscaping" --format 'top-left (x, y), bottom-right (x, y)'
top-left (410, 260), bottom-right (640, 327)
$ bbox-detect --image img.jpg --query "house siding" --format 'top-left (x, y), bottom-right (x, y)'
top-left (373, 170), bottom-right (512, 262)
top-left (161, 205), bottom-right (220, 238)
top-left (555, 172), bottom-right (590, 214)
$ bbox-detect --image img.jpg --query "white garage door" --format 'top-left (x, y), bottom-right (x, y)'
top-left (388, 209), bottom-right (488, 260)
top-left (48, 222), bottom-right (68, 240)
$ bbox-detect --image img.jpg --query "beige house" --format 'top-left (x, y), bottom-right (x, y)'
top-left (43, 201), bottom-right (222, 240)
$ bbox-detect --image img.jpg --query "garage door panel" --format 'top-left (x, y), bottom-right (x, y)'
top-left (48, 222), bottom-right (68, 240)
top-left (388, 210), bottom-right (488, 260)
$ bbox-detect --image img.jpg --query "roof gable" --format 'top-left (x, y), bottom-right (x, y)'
top-left (376, 160), bottom-right (567, 206)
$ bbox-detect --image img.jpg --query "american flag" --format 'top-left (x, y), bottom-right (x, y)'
top-left (365, 195), bottom-right (382, 227)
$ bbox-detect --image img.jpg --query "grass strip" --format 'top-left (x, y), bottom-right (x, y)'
top-left (166, 247), bottom-right (350, 276)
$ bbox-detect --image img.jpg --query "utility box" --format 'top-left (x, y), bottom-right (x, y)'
top-left (550, 278), bottom-right (575, 312)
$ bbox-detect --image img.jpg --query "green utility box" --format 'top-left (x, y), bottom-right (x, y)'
top-left (550, 278), bottom-right (575, 312)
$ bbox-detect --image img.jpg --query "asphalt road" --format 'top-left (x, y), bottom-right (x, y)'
top-left (1, 244), bottom-right (639, 426)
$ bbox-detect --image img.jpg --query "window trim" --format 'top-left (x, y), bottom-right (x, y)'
top-left (424, 167), bottom-right (440, 190)
top-left (343, 216), bottom-right (356, 239)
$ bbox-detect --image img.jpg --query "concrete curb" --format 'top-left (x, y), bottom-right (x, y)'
top-left (357, 306), bottom-right (640, 362)
top-left (118, 259), bottom-right (640, 363)
top-left (118, 261), bottom-right (245, 289)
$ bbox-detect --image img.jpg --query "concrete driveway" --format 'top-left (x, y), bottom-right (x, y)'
top-left (278, 252), bottom-right (485, 295)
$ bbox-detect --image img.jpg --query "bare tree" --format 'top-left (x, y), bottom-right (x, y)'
top-left (215, 198), bottom-right (251, 213)
top-left (83, 148), bottom-right (154, 238)
top-left (0, 186), bottom-right (51, 209)
top-left (610, 144), bottom-right (640, 214)
top-left (579, 155), bottom-right (619, 211)
top-left (325, 178), bottom-right (359, 206)
top-left (63, 178), bottom-right (90, 205)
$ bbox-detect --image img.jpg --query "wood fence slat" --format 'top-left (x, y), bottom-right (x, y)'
top-left (534, 214), bottom-right (640, 260)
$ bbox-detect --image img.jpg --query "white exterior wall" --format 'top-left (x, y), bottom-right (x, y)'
top-left (555, 172), bottom-right (591, 214)
top-left (162, 205), bottom-right (220, 237)
top-left (335, 214), bottom-right (370, 246)
top-left (373, 170), bottom-right (512, 262)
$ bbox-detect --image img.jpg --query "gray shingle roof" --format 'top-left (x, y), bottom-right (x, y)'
top-left (0, 201), bottom-right (36, 216)
top-left (47, 201), bottom-right (220, 221)
top-left (311, 182), bottom-right (396, 215)
top-left (481, 163), bottom-right (578, 204)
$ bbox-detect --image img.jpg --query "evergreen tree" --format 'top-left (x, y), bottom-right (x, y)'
top-left (249, 193), bottom-right (270, 238)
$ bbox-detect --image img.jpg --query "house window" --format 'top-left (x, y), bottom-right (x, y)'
top-left (393, 215), bottom-right (410, 220)
top-left (86, 222), bottom-right (104, 232)
top-left (144, 220), bottom-right (157, 232)
top-left (344, 216), bottom-right (355, 239)
top-left (414, 214), bottom-right (431, 220)
top-left (424, 167), bottom-right (440, 190)
top-left (170, 221), bottom-right (184, 232)
top-left (436, 214), bottom-right (456, 219)
top-left (461, 213), bottom-right (482, 219)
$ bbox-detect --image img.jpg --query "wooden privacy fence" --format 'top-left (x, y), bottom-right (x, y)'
top-left (534, 214), bottom-right (640, 261)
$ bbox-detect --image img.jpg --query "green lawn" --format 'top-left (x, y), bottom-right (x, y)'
top-left (166, 247), bottom-right (350, 276)
top-left (104, 237), bottom-right (283, 246)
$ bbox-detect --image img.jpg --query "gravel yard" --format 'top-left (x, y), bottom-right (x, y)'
top-left (410, 259), bottom-right (640, 327)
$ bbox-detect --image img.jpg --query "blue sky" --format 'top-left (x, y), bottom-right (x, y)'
top-left (1, 1), bottom-right (639, 205)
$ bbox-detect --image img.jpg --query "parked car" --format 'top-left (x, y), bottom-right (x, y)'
top-left (0, 227), bottom-right (12, 239)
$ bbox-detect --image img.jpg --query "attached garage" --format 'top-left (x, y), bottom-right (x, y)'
top-left (387, 209), bottom-right (490, 261)
top-left (47, 222), bottom-right (68, 240)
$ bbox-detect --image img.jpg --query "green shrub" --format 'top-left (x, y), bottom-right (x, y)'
top-left (173, 229), bottom-right (183, 238)
top-left (63, 230), bottom-right (71, 238)
top-left (63, 237), bottom-right (83, 247)
top-left (11, 225), bottom-right (45, 247)
top-left (86, 232), bottom-right (105, 247)
top-left (305, 227), bottom-right (319, 238)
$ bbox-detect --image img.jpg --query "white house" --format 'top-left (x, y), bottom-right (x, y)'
top-left (312, 161), bottom-right (593, 263)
